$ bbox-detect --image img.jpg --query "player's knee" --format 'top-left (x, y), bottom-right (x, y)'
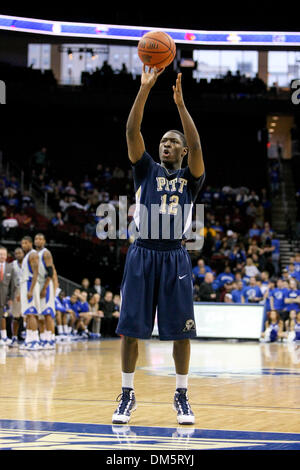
top-left (123, 336), bottom-right (138, 345)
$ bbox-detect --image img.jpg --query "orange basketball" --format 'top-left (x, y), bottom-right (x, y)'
top-left (138, 31), bottom-right (176, 69)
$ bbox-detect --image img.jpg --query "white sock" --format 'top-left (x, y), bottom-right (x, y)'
top-left (176, 374), bottom-right (188, 390)
top-left (33, 330), bottom-right (39, 341)
top-left (57, 325), bottom-right (63, 335)
top-left (122, 372), bottom-right (135, 389)
top-left (1, 329), bottom-right (7, 339)
top-left (26, 329), bottom-right (32, 342)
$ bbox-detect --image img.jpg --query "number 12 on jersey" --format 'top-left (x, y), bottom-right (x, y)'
top-left (159, 194), bottom-right (179, 215)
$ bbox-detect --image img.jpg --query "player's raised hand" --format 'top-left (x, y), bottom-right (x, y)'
top-left (173, 73), bottom-right (185, 107)
top-left (141, 65), bottom-right (165, 89)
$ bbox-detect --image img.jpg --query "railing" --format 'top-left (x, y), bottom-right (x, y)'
top-left (57, 275), bottom-right (81, 297)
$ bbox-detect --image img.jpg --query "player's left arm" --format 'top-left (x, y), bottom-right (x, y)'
top-left (40, 250), bottom-right (54, 298)
top-left (173, 73), bottom-right (204, 178)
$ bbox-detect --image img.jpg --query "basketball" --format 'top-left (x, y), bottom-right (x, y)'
top-left (138, 31), bottom-right (176, 69)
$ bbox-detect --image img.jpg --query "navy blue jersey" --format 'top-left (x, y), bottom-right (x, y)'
top-left (131, 151), bottom-right (205, 241)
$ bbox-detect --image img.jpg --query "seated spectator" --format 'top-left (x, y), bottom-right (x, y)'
top-left (99, 290), bottom-right (120, 337)
top-left (15, 209), bottom-right (32, 229)
top-left (2, 212), bottom-right (19, 235)
top-left (231, 281), bottom-right (244, 303)
top-left (21, 190), bottom-right (35, 209)
top-left (224, 293), bottom-right (233, 303)
top-left (260, 221), bottom-right (273, 242)
top-left (84, 216), bottom-right (97, 238)
top-left (259, 271), bottom-right (270, 295)
top-left (192, 266), bottom-right (206, 285)
top-left (198, 272), bottom-right (218, 302)
top-left (51, 211), bottom-right (64, 227)
top-left (192, 258), bottom-right (212, 282)
top-left (294, 253), bottom-right (300, 274)
top-left (80, 278), bottom-right (93, 298)
top-left (287, 263), bottom-right (300, 283)
top-left (90, 277), bottom-right (106, 298)
top-left (245, 257), bottom-right (261, 278)
top-left (284, 279), bottom-right (300, 315)
top-left (242, 276), bottom-right (263, 303)
top-left (248, 223), bottom-right (261, 238)
top-left (216, 266), bottom-right (235, 288)
top-left (65, 181), bottom-right (77, 196)
top-left (220, 281), bottom-right (234, 302)
top-left (229, 244), bottom-right (246, 268)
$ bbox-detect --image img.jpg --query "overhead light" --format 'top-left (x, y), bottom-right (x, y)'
top-left (269, 129), bottom-right (274, 133)
top-left (272, 116), bottom-right (279, 120)
top-left (270, 122), bottom-right (276, 127)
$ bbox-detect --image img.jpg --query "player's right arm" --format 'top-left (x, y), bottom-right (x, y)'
top-left (126, 65), bottom-right (164, 163)
top-left (27, 252), bottom-right (39, 300)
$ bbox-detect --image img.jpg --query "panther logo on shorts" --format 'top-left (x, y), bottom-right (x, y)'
top-left (183, 319), bottom-right (196, 332)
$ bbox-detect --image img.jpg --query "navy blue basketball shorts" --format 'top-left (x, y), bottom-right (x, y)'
top-left (116, 239), bottom-right (197, 341)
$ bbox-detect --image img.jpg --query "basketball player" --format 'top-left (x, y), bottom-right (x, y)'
top-left (112, 67), bottom-right (205, 425)
top-left (19, 236), bottom-right (40, 350)
top-left (9, 247), bottom-right (24, 348)
top-left (34, 233), bottom-right (58, 350)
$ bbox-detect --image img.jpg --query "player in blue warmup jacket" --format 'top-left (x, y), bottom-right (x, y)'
top-left (112, 67), bottom-right (205, 426)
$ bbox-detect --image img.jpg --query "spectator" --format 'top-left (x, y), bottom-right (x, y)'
top-left (284, 279), bottom-right (300, 314)
top-left (245, 257), bottom-right (261, 278)
top-left (242, 276), bottom-right (263, 303)
top-left (90, 277), bottom-right (106, 298)
top-left (15, 209), bottom-right (32, 229)
top-left (269, 279), bottom-right (289, 321)
top-left (287, 263), bottom-right (300, 283)
top-left (51, 211), bottom-right (64, 227)
top-left (248, 223), bottom-right (261, 238)
top-left (231, 281), bottom-right (244, 303)
top-left (32, 147), bottom-right (47, 172)
top-left (99, 290), bottom-right (120, 337)
top-left (80, 278), bottom-right (93, 299)
top-left (198, 272), bottom-right (218, 302)
top-left (216, 266), bottom-right (235, 288)
top-left (224, 293), bottom-right (233, 303)
top-left (21, 190), bottom-right (35, 209)
top-left (2, 212), bottom-right (19, 237)
top-left (229, 244), bottom-right (246, 268)
top-left (192, 258), bottom-right (212, 281)
top-left (260, 222), bottom-right (274, 243)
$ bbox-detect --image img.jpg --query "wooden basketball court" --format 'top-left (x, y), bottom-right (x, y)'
top-left (0, 338), bottom-right (300, 450)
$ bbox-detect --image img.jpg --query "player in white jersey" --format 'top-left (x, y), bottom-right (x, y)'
top-left (9, 247), bottom-right (24, 348)
top-left (19, 236), bottom-right (40, 350)
top-left (34, 233), bottom-right (58, 350)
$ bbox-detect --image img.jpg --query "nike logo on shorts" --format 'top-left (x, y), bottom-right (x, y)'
top-left (179, 274), bottom-right (187, 280)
